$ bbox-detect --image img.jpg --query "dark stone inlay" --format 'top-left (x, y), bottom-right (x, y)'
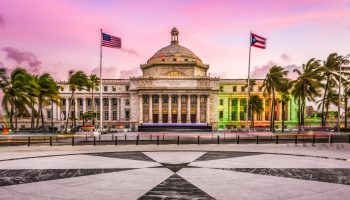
top-left (88, 152), bottom-right (157, 162)
top-left (0, 168), bottom-right (133, 186)
top-left (194, 151), bottom-right (264, 162)
top-left (158, 163), bottom-right (198, 173)
top-left (138, 174), bottom-right (215, 200)
top-left (216, 168), bottom-right (350, 185)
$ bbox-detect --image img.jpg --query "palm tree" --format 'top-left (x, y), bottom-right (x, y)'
top-left (1, 68), bottom-right (32, 130)
top-left (87, 74), bottom-right (100, 126)
top-left (248, 95), bottom-right (263, 129)
top-left (292, 58), bottom-right (323, 131)
top-left (262, 66), bottom-right (289, 132)
top-left (35, 73), bottom-right (60, 130)
top-left (320, 53), bottom-right (349, 126)
top-left (64, 71), bottom-right (88, 133)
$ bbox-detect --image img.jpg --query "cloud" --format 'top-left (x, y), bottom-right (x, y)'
top-left (119, 67), bottom-right (140, 78)
top-left (251, 60), bottom-right (301, 80)
top-left (0, 14), bottom-right (4, 27)
top-left (2, 47), bottom-right (41, 73)
top-left (280, 53), bottom-right (292, 62)
top-left (251, 60), bottom-right (277, 79)
top-left (121, 48), bottom-right (139, 56)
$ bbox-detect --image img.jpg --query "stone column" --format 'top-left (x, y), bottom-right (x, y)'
top-left (237, 98), bottom-right (240, 122)
top-left (107, 99), bottom-right (110, 120)
top-left (57, 102), bottom-right (61, 120)
top-left (149, 95), bottom-right (153, 123)
top-left (139, 95), bottom-right (143, 123)
top-left (206, 95), bottom-right (210, 123)
top-left (82, 98), bottom-right (86, 114)
top-left (75, 98), bottom-right (79, 119)
top-left (118, 98), bottom-right (121, 121)
top-left (65, 98), bottom-right (69, 120)
top-left (187, 95), bottom-right (191, 123)
top-left (168, 95), bottom-right (172, 123)
top-left (262, 98), bottom-right (266, 121)
top-left (159, 95), bottom-right (162, 123)
top-left (177, 95), bottom-right (181, 123)
top-left (196, 95), bottom-right (200, 123)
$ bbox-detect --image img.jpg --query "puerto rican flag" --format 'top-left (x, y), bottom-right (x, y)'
top-left (251, 33), bottom-right (266, 49)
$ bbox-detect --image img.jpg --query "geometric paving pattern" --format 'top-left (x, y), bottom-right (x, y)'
top-left (0, 151), bottom-right (350, 200)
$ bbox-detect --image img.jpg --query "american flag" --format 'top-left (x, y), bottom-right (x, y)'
top-left (101, 32), bottom-right (121, 48)
top-left (251, 33), bottom-right (266, 49)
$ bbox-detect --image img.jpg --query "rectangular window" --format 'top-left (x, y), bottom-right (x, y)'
top-left (241, 86), bottom-right (245, 92)
top-left (113, 111), bottom-right (118, 120)
top-left (258, 86), bottom-right (263, 92)
top-left (104, 111), bottom-right (109, 120)
top-left (112, 98), bottom-right (118, 106)
top-left (47, 110), bottom-right (51, 119)
top-left (95, 87), bottom-right (99, 91)
top-left (219, 111), bottom-right (223, 119)
top-left (125, 99), bottom-right (130, 106)
top-left (143, 95), bottom-right (149, 104)
top-left (257, 112), bottom-right (261, 121)
top-left (200, 96), bottom-right (205, 103)
top-left (60, 87), bottom-right (64, 91)
top-left (125, 110), bottom-right (130, 120)
top-left (265, 111), bottom-right (269, 121)
top-left (190, 96), bottom-right (196, 104)
top-left (95, 98), bottom-right (100, 106)
top-left (240, 111), bottom-right (245, 120)
top-left (62, 111), bottom-right (66, 120)
top-left (71, 111), bottom-right (75, 118)
top-left (87, 87), bottom-right (90, 92)
top-left (232, 86), bottom-right (237, 92)
top-left (219, 86), bottom-right (224, 92)
top-left (250, 86), bottom-right (254, 92)
top-left (232, 99), bottom-right (237, 107)
top-left (61, 98), bottom-right (66, 106)
top-left (126, 85), bottom-right (129, 91)
top-left (172, 95), bottom-right (178, 104)
top-left (80, 111), bottom-right (83, 120)
top-left (96, 111), bottom-right (100, 120)
top-left (153, 95), bottom-right (159, 104)
top-left (103, 98), bottom-right (109, 106)
top-left (181, 96), bottom-right (187, 104)
top-left (163, 96), bottom-right (168, 104)
top-left (104, 86), bottom-right (108, 92)
top-left (79, 98), bottom-right (83, 106)
top-left (219, 99), bottom-right (223, 106)
top-left (112, 86), bottom-right (116, 91)
top-left (231, 111), bottom-right (236, 121)
top-left (87, 99), bottom-right (91, 106)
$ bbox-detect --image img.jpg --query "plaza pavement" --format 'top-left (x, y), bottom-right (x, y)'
top-left (0, 143), bottom-right (349, 199)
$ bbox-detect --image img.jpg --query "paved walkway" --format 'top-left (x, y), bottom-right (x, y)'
top-left (0, 144), bottom-right (349, 199)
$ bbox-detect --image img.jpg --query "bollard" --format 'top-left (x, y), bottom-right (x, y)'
top-left (27, 137), bottom-right (31, 146)
top-left (150, 135), bottom-right (152, 141)
top-left (99, 135), bottom-right (101, 142)
top-left (312, 135), bottom-right (316, 145)
top-left (157, 136), bottom-right (159, 145)
top-left (217, 135), bottom-right (220, 144)
top-left (85, 134), bottom-right (88, 141)
top-left (197, 136), bottom-right (200, 145)
top-left (136, 135), bottom-right (139, 145)
top-left (295, 135), bottom-right (298, 144)
top-left (93, 136), bottom-right (96, 146)
top-left (329, 135), bottom-right (333, 143)
top-left (50, 136), bottom-right (52, 146)
top-left (72, 137), bottom-right (75, 146)
top-left (125, 134), bottom-right (127, 141)
top-left (224, 133), bottom-right (226, 140)
top-left (163, 134), bottom-right (164, 141)
top-left (276, 135), bottom-right (279, 144)
top-left (112, 133), bottom-right (114, 141)
top-left (256, 135), bottom-right (259, 144)
top-left (177, 136), bottom-right (180, 145)
top-left (237, 135), bottom-right (240, 144)
top-left (115, 136), bottom-right (118, 146)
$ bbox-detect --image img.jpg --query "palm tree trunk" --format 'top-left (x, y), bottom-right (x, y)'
top-left (41, 108), bottom-right (45, 132)
top-left (65, 93), bottom-right (74, 133)
top-left (271, 87), bottom-right (276, 132)
top-left (282, 102), bottom-right (285, 133)
top-left (9, 104), bottom-right (14, 129)
top-left (31, 101), bottom-right (35, 129)
top-left (36, 98), bottom-right (41, 128)
top-left (321, 79), bottom-right (329, 126)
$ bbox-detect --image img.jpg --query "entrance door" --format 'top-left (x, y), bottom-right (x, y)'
top-left (190, 114), bottom-right (196, 123)
top-left (153, 114), bottom-right (158, 123)
top-left (162, 114), bottom-right (168, 123)
top-left (172, 114), bottom-right (177, 123)
top-left (181, 114), bottom-right (187, 123)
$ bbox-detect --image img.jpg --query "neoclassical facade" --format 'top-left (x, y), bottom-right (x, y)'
top-left (9, 28), bottom-right (299, 131)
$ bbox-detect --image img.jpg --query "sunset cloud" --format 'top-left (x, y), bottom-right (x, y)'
top-left (2, 47), bottom-right (41, 73)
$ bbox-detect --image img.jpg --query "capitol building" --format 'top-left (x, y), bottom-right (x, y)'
top-left (17, 28), bottom-right (299, 131)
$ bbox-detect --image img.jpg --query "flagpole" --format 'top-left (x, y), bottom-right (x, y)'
top-left (99, 29), bottom-right (103, 134)
top-left (246, 34), bottom-right (252, 132)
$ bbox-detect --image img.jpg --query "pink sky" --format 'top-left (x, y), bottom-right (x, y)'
top-left (1, 0), bottom-right (350, 81)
